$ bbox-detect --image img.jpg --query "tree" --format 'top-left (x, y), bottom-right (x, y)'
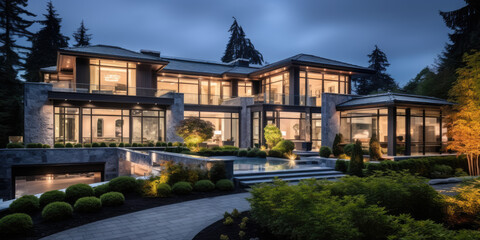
top-left (221, 17), bottom-right (263, 65)
top-left (354, 45), bottom-right (398, 94)
top-left (72, 20), bottom-right (91, 47)
top-left (402, 67), bottom-right (436, 95)
top-left (264, 124), bottom-right (282, 149)
top-left (348, 139), bottom-right (364, 176)
top-left (23, 1), bottom-right (69, 82)
top-left (0, 0), bottom-right (35, 147)
top-left (447, 51), bottom-right (480, 176)
top-left (175, 118), bottom-right (214, 151)
top-left (369, 134), bottom-right (382, 161)
top-left (332, 133), bottom-right (343, 157)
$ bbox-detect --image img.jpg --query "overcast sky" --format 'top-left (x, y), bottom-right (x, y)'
top-left (22, 0), bottom-right (465, 86)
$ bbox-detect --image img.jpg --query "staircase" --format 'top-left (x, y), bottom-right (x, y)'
top-left (234, 167), bottom-right (345, 186)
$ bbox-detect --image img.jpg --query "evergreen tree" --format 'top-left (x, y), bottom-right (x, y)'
top-left (72, 20), bottom-right (91, 47)
top-left (221, 17), bottom-right (263, 65)
top-left (402, 67), bottom-right (436, 95)
top-left (368, 134), bottom-right (382, 161)
top-left (23, 1), bottom-right (69, 82)
top-left (0, 0), bottom-right (35, 147)
top-left (348, 139), bottom-right (364, 177)
top-left (354, 45), bottom-right (398, 94)
top-left (332, 133), bottom-right (343, 157)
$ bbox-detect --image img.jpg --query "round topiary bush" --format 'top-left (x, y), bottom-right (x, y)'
top-left (83, 143), bottom-right (92, 148)
top-left (319, 146), bottom-right (332, 158)
top-left (9, 195), bottom-right (40, 214)
top-left (92, 142), bottom-right (100, 147)
top-left (167, 142), bottom-right (173, 146)
top-left (272, 140), bottom-right (295, 154)
top-left (7, 142), bottom-right (24, 148)
top-left (172, 181), bottom-right (192, 195)
top-left (156, 183), bottom-right (172, 197)
top-left (194, 180), bottom-right (215, 192)
top-left (0, 213), bottom-right (33, 237)
top-left (237, 150), bottom-right (248, 157)
top-left (42, 202), bottom-right (73, 221)
top-left (147, 142), bottom-right (155, 147)
top-left (246, 150), bottom-right (257, 157)
top-left (74, 143), bottom-right (83, 148)
top-left (257, 150), bottom-right (267, 158)
top-left (267, 149), bottom-right (283, 158)
top-left (54, 143), bottom-right (65, 148)
top-left (40, 190), bottom-right (66, 207)
top-left (94, 184), bottom-right (110, 197)
top-left (74, 197), bottom-right (102, 213)
top-left (65, 143), bottom-right (74, 148)
top-left (216, 179), bottom-right (234, 191)
top-left (43, 144), bottom-right (51, 148)
top-left (99, 142), bottom-right (107, 147)
top-left (109, 143), bottom-right (117, 147)
top-left (100, 192), bottom-right (125, 207)
top-left (108, 176), bottom-right (138, 194)
top-left (65, 183), bottom-right (94, 203)
top-left (124, 143), bottom-right (131, 147)
top-left (118, 143), bottom-right (125, 147)
top-left (132, 143), bottom-right (138, 147)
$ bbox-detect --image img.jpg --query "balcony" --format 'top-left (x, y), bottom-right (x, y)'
top-left (253, 93), bottom-right (321, 106)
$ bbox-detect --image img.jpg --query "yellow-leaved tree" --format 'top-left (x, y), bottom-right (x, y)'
top-left (447, 51), bottom-right (480, 176)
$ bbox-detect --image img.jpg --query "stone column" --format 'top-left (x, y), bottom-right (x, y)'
top-left (166, 93), bottom-right (184, 142)
top-left (24, 82), bottom-right (54, 146)
top-left (320, 93), bottom-right (354, 149)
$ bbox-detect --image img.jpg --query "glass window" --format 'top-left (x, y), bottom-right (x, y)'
top-left (185, 111), bottom-right (239, 147)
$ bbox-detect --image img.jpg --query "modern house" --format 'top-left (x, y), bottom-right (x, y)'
top-left (24, 45), bottom-right (452, 156)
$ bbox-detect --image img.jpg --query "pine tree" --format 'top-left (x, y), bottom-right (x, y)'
top-left (447, 51), bottom-right (480, 176)
top-left (221, 17), bottom-right (263, 65)
top-left (332, 133), bottom-right (343, 157)
top-left (355, 45), bottom-right (398, 94)
top-left (348, 139), bottom-right (364, 177)
top-left (73, 20), bottom-right (91, 47)
top-left (402, 67), bottom-right (436, 95)
top-left (23, 1), bottom-right (69, 82)
top-left (369, 133), bottom-right (382, 161)
top-left (0, 0), bottom-right (35, 147)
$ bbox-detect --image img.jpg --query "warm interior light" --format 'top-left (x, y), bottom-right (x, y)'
top-left (281, 131), bottom-right (286, 136)
top-left (214, 130), bottom-right (222, 135)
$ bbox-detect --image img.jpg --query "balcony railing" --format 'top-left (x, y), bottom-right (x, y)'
top-left (253, 93), bottom-right (321, 106)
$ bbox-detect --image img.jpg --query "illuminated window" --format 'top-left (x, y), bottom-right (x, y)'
top-left (89, 59), bottom-right (136, 95)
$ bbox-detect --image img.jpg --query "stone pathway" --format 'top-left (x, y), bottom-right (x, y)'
top-left (42, 192), bottom-right (251, 240)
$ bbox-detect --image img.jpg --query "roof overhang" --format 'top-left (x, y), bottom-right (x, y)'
top-left (58, 49), bottom-right (169, 66)
top-left (48, 91), bottom-right (174, 106)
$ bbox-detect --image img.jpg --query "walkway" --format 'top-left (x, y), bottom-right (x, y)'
top-left (42, 192), bottom-right (251, 240)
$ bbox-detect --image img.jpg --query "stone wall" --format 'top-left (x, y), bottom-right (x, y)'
top-left (166, 93), bottom-right (184, 142)
top-left (24, 82), bottom-right (54, 146)
top-left (221, 97), bottom-right (254, 148)
top-left (321, 93), bottom-right (355, 149)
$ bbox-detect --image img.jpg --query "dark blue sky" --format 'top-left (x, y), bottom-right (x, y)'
top-left (23, 0), bottom-right (465, 86)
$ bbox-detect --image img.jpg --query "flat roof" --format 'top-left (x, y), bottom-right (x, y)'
top-left (336, 92), bottom-right (453, 110)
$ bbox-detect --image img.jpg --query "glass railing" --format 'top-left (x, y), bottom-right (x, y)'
top-left (50, 82), bottom-right (173, 98)
top-left (253, 93), bottom-right (320, 106)
top-left (183, 93), bottom-right (234, 105)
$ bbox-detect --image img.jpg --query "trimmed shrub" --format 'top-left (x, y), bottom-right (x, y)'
top-left (65, 183), bottom-right (94, 203)
top-left (344, 144), bottom-right (355, 157)
top-left (132, 143), bottom-right (138, 147)
top-left (42, 202), bottom-right (73, 221)
top-left (257, 150), bottom-right (267, 158)
top-left (6, 142), bottom-right (24, 148)
top-left (100, 192), bottom-right (125, 207)
top-left (94, 184), bottom-right (110, 197)
top-left (155, 141), bottom-right (163, 147)
top-left (167, 142), bottom-right (173, 146)
top-left (209, 162), bottom-right (227, 183)
top-left (124, 143), bottom-right (131, 147)
top-left (335, 160), bottom-right (349, 173)
top-left (74, 143), bottom-right (83, 148)
top-left (431, 164), bottom-right (453, 179)
top-left (65, 143), bottom-right (74, 148)
top-left (319, 146), bottom-right (332, 158)
top-left (247, 150), bottom-right (258, 157)
top-left (9, 195), bottom-right (40, 214)
top-left (272, 140), bottom-right (295, 154)
top-left (137, 143), bottom-right (144, 147)
top-left (194, 180), bottom-right (215, 192)
top-left (173, 141), bottom-right (182, 147)
top-left (108, 143), bottom-right (117, 147)
top-left (264, 124), bottom-right (282, 149)
top-left (172, 181), bottom-right (192, 195)
top-left (74, 197), bottom-right (102, 213)
top-left (92, 142), bottom-right (100, 147)
top-left (99, 142), bottom-right (107, 147)
top-left (147, 141), bottom-right (155, 147)
top-left (0, 213), bottom-right (33, 237)
top-left (26, 143), bottom-right (39, 148)
top-left (268, 149), bottom-right (284, 158)
top-left (156, 183), bottom-right (172, 197)
top-left (54, 143), bottom-right (65, 148)
top-left (348, 140), bottom-right (364, 177)
top-left (43, 144), bottom-right (51, 148)
top-left (216, 179), bottom-right (234, 191)
top-left (332, 134), bottom-right (343, 157)
top-left (36, 143), bottom-right (43, 148)
top-left (40, 190), bottom-right (66, 207)
top-left (369, 134), bottom-right (383, 161)
top-left (237, 150), bottom-right (248, 157)
top-left (118, 142), bottom-right (125, 147)
top-left (108, 176), bottom-right (138, 194)
top-left (83, 143), bottom-right (92, 147)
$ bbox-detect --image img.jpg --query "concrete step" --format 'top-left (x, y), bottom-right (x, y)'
top-left (238, 174), bottom-right (346, 186)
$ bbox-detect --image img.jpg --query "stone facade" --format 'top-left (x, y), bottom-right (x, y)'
top-left (24, 83), bottom-right (54, 146)
top-left (321, 93), bottom-right (354, 149)
top-left (166, 93), bottom-right (184, 143)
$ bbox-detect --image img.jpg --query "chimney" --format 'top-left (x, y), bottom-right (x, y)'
top-left (229, 58), bottom-right (250, 67)
top-left (140, 49), bottom-right (161, 58)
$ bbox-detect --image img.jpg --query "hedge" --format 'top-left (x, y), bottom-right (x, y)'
top-left (9, 195), bottom-right (40, 214)
top-left (0, 213), bottom-right (33, 236)
top-left (42, 202), bottom-right (73, 221)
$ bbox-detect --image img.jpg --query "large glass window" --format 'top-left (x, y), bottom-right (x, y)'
top-left (238, 81), bottom-right (252, 97)
top-left (185, 111), bottom-right (239, 147)
top-left (278, 112), bottom-right (306, 141)
top-left (340, 108), bottom-right (388, 150)
top-left (312, 113), bottom-right (322, 150)
top-left (252, 112), bottom-right (261, 147)
top-left (299, 70), bottom-right (349, 106)
top-left (89, 59), bottom-right (136, 95)
top-left (54, 107), bottom-right (80, 144)
top-left (262, 72), bottom-right (289, 104)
